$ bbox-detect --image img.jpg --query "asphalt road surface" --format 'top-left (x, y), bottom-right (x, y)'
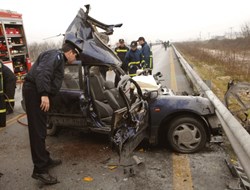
top-left (0, 45), bottom-right (234, 190)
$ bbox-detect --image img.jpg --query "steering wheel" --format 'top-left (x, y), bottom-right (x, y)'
top-left (118, 77), bottom-right (144, 119)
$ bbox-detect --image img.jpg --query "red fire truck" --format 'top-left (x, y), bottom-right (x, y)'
top-left (0, 9), bottom-right (31, 81)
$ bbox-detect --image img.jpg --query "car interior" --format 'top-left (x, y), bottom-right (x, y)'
top-left (88, 66), bottom-right (126, 124)
top-left (58, 64), bottom-right (127, 126)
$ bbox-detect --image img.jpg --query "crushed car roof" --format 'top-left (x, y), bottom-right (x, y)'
top-left (63, 7), bottom-right (122, 67)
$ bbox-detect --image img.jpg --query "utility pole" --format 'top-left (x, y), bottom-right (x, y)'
top-left (229, 27), bottom-right (233, 39)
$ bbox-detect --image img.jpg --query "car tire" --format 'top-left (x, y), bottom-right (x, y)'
top-left (47, 123), bottom-right (60, 136)
top-left (167, 116), bottom-right (207, 153)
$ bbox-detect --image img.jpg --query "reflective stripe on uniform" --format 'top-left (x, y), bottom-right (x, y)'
top-left (128, 61), bottom-right (141, 67)
top-left (116, 49), bottom-right (128, 53)
top-left (150, 54), bottom-right (153, 69)
top-left (149, 49), bottom-right (153, 69)
top-left (0, 109), bottom-right (6, 113)
top-left (0, 65), bottom-right (3, 93)
top-left (129, 73), bottom-right (137, 77)
top-left (5, 99), bottom-right (15, 102)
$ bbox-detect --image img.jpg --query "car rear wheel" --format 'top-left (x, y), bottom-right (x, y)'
top-left (167, 116), bottom-right (207, 153)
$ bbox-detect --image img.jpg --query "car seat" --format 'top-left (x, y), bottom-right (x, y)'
top-left (89, 67), bottom-right (113, 121)
top-left (103, 81), bottom-right (126, 110)
top-left (89, 66), bottom-right (126, 124)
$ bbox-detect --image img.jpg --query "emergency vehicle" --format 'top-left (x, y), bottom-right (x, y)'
top-left (0, 9), bottom-right (31, 81)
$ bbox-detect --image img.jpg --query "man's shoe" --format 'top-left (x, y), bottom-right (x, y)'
top-left (47, 159), bottom-right (62, 169)
top-left (32, 172), bottom-right (58, 185)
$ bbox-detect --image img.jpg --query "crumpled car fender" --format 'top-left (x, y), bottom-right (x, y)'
top-left (149, 95), bottom-right (215, 127)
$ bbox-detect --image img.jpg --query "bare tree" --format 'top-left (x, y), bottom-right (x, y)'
top-left (28, 40), bottom-right (63, 62)
top-left (241, 22), bottom-right (250, 38)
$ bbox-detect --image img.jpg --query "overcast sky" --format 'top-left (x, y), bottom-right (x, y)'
top-left (1, 0), bottom-right (250, 44)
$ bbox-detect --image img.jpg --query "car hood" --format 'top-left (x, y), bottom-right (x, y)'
top-left (132, 75), bottom-right (161, 91)
top-left (63, 8), bottom-right (122, 67)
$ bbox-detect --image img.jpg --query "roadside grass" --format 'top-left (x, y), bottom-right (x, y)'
top-left (175, 47), bottom-right (230, 100)
top-left (174, 42), bottom-right (249, 100)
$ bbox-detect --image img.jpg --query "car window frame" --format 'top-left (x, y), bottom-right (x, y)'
top-left (61, 63), bottom-right (84, 91)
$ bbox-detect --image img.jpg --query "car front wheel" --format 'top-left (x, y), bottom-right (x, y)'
top-left (167, 116), bottom-right (207, 153)
top-left (47, 123), bottom-right (59, 136)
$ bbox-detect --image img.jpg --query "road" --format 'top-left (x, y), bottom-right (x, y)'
top-left (0, 45), bottom-right (234, 190)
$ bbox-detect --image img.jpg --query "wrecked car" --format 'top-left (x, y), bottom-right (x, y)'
top-left (23, 5), bottom-right (222, 156)
top-left (224, 80), bottom-right (250, 132)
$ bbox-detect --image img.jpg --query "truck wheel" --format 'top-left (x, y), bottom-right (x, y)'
top-left (167, 116), bottom-right (207, 153)
top-left (47, 123), bottom-right (59, 136)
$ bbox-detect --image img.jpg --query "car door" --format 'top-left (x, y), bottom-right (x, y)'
top-left (49, 63), bottom-right (84, 116)
top-left (110, 76), bottom-right (149, 159)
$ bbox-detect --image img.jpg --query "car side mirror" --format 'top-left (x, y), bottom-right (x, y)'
top-left (154, 72), bottom-right (162, 78)
top-left (143, 90), bottom-right (158, 100)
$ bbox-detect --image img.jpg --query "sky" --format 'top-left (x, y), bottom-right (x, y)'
top-left (1, 0), bottom-right (250, 45)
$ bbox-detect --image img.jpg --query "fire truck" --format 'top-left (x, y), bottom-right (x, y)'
top-left (0, 9), bottom-right (31, 81)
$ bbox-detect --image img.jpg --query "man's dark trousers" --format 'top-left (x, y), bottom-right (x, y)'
top-left (23, 81), bottom-right (50, 173)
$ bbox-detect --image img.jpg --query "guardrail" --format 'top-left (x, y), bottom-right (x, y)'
top-left (172, 45), bottom-right (250, 180)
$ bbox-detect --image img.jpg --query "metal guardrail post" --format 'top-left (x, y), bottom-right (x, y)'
top-left (172, 45), bottom-right (250, 180)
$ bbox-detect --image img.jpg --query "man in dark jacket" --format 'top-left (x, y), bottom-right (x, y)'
top-left (114, 39), bottom-right (129, 86)
top-left (137, 37), bottom-right (153, 74)
top-left (0, 61), bottom-right (16, 115)
top-left (115, 39), bottom-right (129, 73)
top-left (22, 42), bottom-right (80, 185)
top-left (125, 41), bottom-right (142, 77)
top-left (0, 62), bottom-right (6, 127)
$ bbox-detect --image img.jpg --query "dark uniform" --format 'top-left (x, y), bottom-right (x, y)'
top-left (0, 62), bottom-right (6, 127)
top-left (22, 49), bottom-right (66, 174)
top-left (114, 42), bottom-right (129, 73)
top-left (141, 41), bottom-right (153, 74)
top-left (125, 41), bottom-right (142, 77)
top-left (1, 61), bottom-right (16, 114)
top-left (114, 39), bottom-right (129, 86)
top-left (138, 37), bottom-right (153, 75)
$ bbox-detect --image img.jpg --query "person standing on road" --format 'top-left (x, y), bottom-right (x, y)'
top-left (114, 39), bottom-right (129, 86)
top-left (0, 62), bottom-right (6, 127)
top-left (0, 61), bottom-right (17, 115)
top-left (163, 40), bottom-right (170, 50)
top-left (22, 42), bottom-right (80, 185)
top-left (137, 37), bottom-right (153, 74)
top-left (0, 61), bottom-right (16, 127)
top-left (125, 41), bottom-right (142, 77)
top-left (115, 39), bottom-right (129, 73)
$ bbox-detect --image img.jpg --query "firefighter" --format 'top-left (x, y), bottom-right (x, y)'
top-left (125, 41), bottom-right (142, 77)
top-left (0, 61), bottom-right (16, 114)
top-left (0, 62), bottom-right (6, 127)
top-left (137, 37), bottom-right (153, 75)
top-left (114, 39), bottom-right (129, 86)
top-left (22, 42), bottom-right (80, 185)
top-left (115, 39), bottom-right (129, 73)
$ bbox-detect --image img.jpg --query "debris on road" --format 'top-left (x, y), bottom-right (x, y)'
top-left (83, 176), bottom-right (93, 182)
top-left (132, 155), bottom-right (143, 165)
top-left (108, 165), bottom-right (118, 170)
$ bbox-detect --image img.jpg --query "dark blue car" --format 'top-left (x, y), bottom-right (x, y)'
top-left (26, 5), bottom-right (222, 156)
